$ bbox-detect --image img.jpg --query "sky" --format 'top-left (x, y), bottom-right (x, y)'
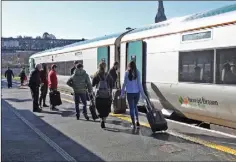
top-left (2, 1), bottom-right (236, 40)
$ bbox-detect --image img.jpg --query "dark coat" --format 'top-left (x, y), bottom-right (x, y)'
top-left (5, 69), bottom-right (14, 81)
top-left (29, 68), bottom-right (41, 88)
top-left (19, 70), bottom-right (26, 80)
top-left (40, 69), bottom-right (48, 85)
top-left (70, 66), bottom-right (76, 75)
top-left (108, 67), bottom-right (117, 88)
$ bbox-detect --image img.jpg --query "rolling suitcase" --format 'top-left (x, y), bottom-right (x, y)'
top-left (112, 89), bottom-right (127, 114)
top-left (88, 94), bottom-right (99, 121)
top-left (144, 98), bottom-right (168, 133)
top-left (49, 90), bottom-right (62, 106)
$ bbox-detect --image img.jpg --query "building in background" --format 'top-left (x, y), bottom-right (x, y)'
top-left (1, 32), bottom-right (86, 70)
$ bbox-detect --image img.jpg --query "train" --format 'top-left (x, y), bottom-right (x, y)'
top-left (29, 4), bottom-right (236, 129)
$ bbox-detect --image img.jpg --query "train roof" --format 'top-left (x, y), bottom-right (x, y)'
top-left (128, 3), bottom-right (236, 35)
top-left (122, 3), bottom-right (236, 42)
top-left (30, 3), bottom-right (236, 59)
top-left (30, 31), bottom-right (124, 58)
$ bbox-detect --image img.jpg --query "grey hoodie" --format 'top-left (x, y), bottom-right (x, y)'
top-left (67, 68), bottom-right (92, 94)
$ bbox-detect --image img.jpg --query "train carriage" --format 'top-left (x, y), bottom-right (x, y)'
top-left (119, 4), bottom-right (236, 128)
top-left (29, 4), bottom-right (236, 129)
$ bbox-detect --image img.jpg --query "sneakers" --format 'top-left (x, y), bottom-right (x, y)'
top-left (76, 114), bottom-right (80, 120)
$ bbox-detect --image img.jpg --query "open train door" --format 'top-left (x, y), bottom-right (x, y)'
top-left (97, 46), bottom-right (110, 72)
top-left (126, 40), bottom-right (146, 84)
top-left (126, 40), bottom-right (147, 107)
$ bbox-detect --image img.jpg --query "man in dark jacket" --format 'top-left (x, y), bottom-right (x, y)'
top-left (70, 60), bottom-right (79, 75)
top-left (5, 67), bottom-right (14, 88)
top-left (28, 64), bottom-right (42, 112)
top-left (19, 67), bottom-right (26, 86)
top-left (39, 63), bottom-right (49, 108)
top-left (108, 61), bottom-right (119, 88)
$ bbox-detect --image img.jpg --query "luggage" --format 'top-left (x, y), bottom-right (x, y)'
top-left (96, 74), bottom-right (111, 99)
top-left (49, 90), bottom-right (62, 106)
top-left (88, 93), bottom-right (99, 121)
top-left (144, 98), bottom-right (168, 133)
top-left (112, 89), bottom-right (127, 114)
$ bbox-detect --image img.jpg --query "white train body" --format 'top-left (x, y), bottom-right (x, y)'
top-left (29, 4), bottom-right (236, 128)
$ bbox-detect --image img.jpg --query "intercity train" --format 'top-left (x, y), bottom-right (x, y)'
top-left (29, 4), bottom-right (236, 129)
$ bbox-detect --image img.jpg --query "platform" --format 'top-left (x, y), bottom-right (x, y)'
top-left (1, 80), bottom-right (236, 161)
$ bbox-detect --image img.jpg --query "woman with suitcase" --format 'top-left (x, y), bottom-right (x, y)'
top-left (92, 62), bottom-right (113, 128)
top-left (121, 60), bottom-right (147, 129)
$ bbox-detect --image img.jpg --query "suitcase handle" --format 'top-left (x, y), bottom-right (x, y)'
top-left (87, 92), bottom-right (95, 105)
top-left (144, 98), bottom-right (153, 113)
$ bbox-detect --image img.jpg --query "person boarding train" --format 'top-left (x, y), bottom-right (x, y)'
top-left (92, 62), bottom-right (113, 128)
top-left (121, 60), bottom-right (147, 129)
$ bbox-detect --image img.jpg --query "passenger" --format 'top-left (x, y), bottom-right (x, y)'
top-left (92, 62), bottom-right (113, 128)
top-left (5, 67), bottom-right (14, 88)
top-left (231, 64), bottom-right (236, 84)
top-left (70, 61), bottom-right (80, 102)
top-left (71, 60), bottom-right (79, 75)
top-left (66, 63), bottom-right (92, 120)
top-left (222, 63), bottom-right (233, 84)
top-left (28, 64), bottom-right (42, 112)
top-left (48, 64), bottom-right (58, 110)
top-left (39, 63), bottom-right (49, 108)
top-left (193, 66), bottom-right (201, 82)
top-left (121, 60), bottom-right (147, 129)
top-left (19, 67), bottom-right (26, 86)
top-left (108, 61), bottom-right (119, 89)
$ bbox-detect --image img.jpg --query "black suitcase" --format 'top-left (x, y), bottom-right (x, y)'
top-left (88, 94), bottom-right (98, 121)
top-left (144, 99), bottom-right (168, 133)
top-left (49, 90), bottom-right (62, 106)
top-left (112, 89), bottom-right (127, 114)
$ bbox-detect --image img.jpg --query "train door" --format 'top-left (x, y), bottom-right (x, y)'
top-left (97, 46), bottom-right (110, 71)
top-left (126, 40), bottom-right (146, 83)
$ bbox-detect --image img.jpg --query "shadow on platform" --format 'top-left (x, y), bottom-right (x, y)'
top-left (2, 99), bottom-right (105, 162)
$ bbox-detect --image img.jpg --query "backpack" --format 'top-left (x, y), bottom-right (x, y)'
top-left (96, 73), bottom-right (111, 98)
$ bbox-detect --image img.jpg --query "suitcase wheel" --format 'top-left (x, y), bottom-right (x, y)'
top-left (151, 128), bottom-right (157, 133)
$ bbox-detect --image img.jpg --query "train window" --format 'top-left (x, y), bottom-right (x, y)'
top-left (54, 62), bottom-right (65, 75)
top-left (182, 31), bottom-right (211, 42)
top-left (216, 48), bottom-right (236, 84)
top-left (65, 60), bottom-right (84, 76)
top-left (65, 61), bottom-right (74, 76)
top-left (179, 50), bottom-right (214, 83)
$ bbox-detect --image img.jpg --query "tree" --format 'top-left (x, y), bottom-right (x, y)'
top-left (43, 32), bottom-right (49, 39)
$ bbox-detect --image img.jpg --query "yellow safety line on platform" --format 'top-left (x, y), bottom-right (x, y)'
top-left (61, 98), bottom-right (236, 157)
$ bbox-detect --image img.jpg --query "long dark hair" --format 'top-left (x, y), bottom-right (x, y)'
top-left (42, 63), bottom-right (47, 73)
top-left (128, 61), bottom-right (137, 81)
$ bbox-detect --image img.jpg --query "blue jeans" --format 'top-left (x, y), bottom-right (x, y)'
top-left (74, 93), bottom-right (87, 116)
top-left (127, 93), bottom-right (140, 124)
